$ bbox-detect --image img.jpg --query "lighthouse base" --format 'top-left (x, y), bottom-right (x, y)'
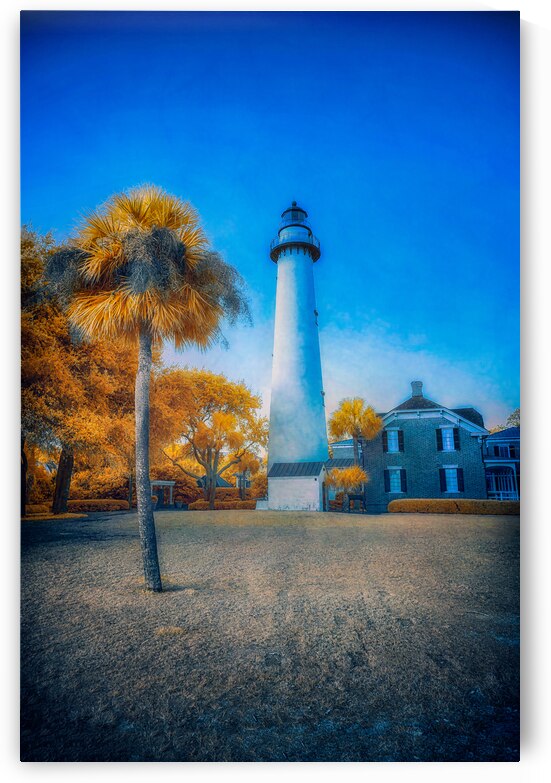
top-left (266, 462), bottom-right (326, 512)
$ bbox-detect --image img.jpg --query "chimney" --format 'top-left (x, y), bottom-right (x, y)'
top-left (411, 380), bottom-right (423, 398)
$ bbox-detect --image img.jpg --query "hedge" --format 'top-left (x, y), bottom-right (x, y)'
top-left (67, 499), bottom-right (130, 512)
top-left (188, 500), bottom-right (257, 511)
top-left (25, 504), bottom-right (49, 515)
top-left (212, 488), bottom-right (251, 501)
top-left (387, 498), bottom-right (520, 515)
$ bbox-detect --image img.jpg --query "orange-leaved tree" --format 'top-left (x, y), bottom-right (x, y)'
top-left (45, 187), bottom-right (249, 591)
top-left (21, 226), bottom-right (140, 514)
top-left (328, 398), bottom-right (382, 465)
top-left (326, 465), bottom-right (368, 512)
top-left (152, 368), bottom-right (268, 509)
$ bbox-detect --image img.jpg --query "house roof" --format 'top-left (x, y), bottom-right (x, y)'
top-left (390, 393), bottom-right (485, 429)
top-left (268, 462), bottom-right (325, 478)
top-left (196, 475), bottom-right (233, 488)
top-left (325, 458), bottom-right (355, 469)
top-left (392, 396), bottom-right (443, 411)
top-left (451, 408), bottom-right (485, 428)
top-left (487, 426), bottom-right (520, 440)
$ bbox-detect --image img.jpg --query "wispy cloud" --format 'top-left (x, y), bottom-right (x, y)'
top-left (163, 312), bottom-right (515, 431)
top-left (320, 320), bottom-right (514, 429)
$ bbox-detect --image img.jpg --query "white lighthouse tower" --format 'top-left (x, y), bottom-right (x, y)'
top-left (265, 202), bottom-right (329, 510)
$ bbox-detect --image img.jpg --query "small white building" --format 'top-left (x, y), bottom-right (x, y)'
top-left (267, 462), bottom-right (326, 511)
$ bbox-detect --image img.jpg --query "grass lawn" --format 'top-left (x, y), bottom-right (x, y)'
top-left (20, 510), bottom-right (519, 762)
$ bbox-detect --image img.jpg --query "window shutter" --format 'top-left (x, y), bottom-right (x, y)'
top-left (400, 469), bottom-right (407, 493)
top-left (439, 468), bottom-right (446, 492)
top-left (436, 429), bottom-right (443, 451)
top-left (453, 427), bottom-right (460, 450)
top-left (398, 430), bottom-right (404, 452)
top-left (384, 470), bottom-right (390, 492)
top-left (382, 431), bottom-right (388, 452)
top-left (457, 468), bottom-right (465, 492)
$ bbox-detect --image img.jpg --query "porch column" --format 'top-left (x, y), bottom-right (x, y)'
top-left (169, 485), bottom-right (173, 505)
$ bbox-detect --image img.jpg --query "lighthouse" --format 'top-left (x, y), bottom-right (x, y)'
top-left (266, 203), bottom-right (329, 508)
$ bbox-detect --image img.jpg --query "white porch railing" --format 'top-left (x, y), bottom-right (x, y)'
top-left (487, 490), bottom-right (519, 501)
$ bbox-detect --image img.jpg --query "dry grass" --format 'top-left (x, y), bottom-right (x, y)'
top-left (21, 510), bottom-right (519, 761)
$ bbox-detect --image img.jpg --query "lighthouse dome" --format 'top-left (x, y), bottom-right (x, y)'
top-left (280, 201), bottom-right (309, 226)
top-left (270, 201), bottom-right (321, 262)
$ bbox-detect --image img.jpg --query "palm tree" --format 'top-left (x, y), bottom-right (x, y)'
top-left (46, 186), bottom-right (249, 591)
top-left (328, 397), bottom-right (382, 466)
top-left (326, 465), bottom-right (368, 512)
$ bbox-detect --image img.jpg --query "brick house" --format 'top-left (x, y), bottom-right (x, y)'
top-left (331, 381), bottom-right (489, 513)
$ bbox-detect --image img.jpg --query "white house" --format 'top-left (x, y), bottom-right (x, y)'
top-left (267, 462), bottom-right (326, 511)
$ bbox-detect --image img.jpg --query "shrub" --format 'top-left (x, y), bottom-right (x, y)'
top-left (188, 500), bottom-right (257, 511)
top-left (66, 499), bottom-right (130, 512)
top-left (70, 467), bottom-right (132, 501)
top-left (213, 487), bottom-right (251, 501)
top-left (28, 464), bottom-right (56, 504)
top-left (387, 498), bottom-right (520, 515)
top-left (328, 492), bottom-right (344, 511)
top-left (250, 474), bottom-right (268, 499)
top-left (25, 503), bottom-right (49, 515)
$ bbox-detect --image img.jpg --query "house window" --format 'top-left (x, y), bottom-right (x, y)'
top-left (389, 468), bottom-right (401, 492)
top-left (445, 468), bottom-right (458, 492)
top-left (384, 468), bottom-right (407, 493)
top-left (387, 431), bottom-right (399, 453)
top-left (439, 467), bottom-right (465, 493)
top-left (437, 427), bottom-right (460, 452)
top-left (442, 428), bottom-right (455, 451)
top-left (383, 430), bottom-right (404, 453)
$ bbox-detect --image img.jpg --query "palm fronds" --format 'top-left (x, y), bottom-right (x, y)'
top-left (44, 185), bottom-right (247, 349)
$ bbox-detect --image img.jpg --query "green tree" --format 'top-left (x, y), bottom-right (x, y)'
top-left (46, 186), bottom-right (249, 591)
top-left (490, 408), bottom-right (520, 434)
top-left (506, 408), bottom-right (520, 428)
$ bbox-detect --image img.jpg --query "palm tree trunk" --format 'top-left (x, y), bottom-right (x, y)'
top-left (21, 436), bottom-right (28, 516)
top-left (353, 436), bottom-right (359, 466)
top-left (127, 472), bottom-right (133, 508)
top-left (135, 329), bottom-right (162, 592)
top-left (52, 444), bottom-right (74, 514)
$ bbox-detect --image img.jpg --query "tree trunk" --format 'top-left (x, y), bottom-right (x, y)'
top-left (135, 329), bottom-right (162, 592)
top-left (239, 473), bottom-right (245, 500)
top-left (52, 444), bottom-right (74, 514)
top-left (127, 473), bottom-right (134, 508)
top-left (353, 436), bottom-right (359, 466)
top-left (21, 436), bottom-right (28, 516)
top-left (208, 474), bottom-right (216, 510)
top-left (342, 492), bottom-right (349, 513)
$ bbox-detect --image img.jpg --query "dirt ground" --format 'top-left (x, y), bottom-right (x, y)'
top-left (20, 510), bottom-right (519, 762)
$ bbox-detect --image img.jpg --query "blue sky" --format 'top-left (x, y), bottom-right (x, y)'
top-left (21, 11), bottom-right (519, 428)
